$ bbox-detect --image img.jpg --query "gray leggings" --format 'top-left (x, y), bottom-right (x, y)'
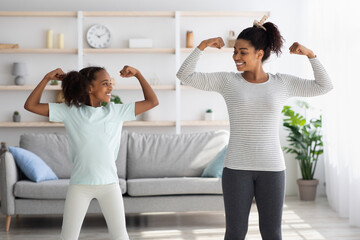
top-left (222, 167), bottom-right (285, 240)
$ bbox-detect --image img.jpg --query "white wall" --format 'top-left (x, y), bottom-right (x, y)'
top-left (0, 0), bottom-right (327, 196)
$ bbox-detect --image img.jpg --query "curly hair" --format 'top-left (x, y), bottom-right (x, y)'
top-left (61, 67), bottom-right (105, 107)
top-left (237, 21), bottom-right (284, 62)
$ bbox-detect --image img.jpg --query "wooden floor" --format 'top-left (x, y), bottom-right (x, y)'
top-left (1, 196), bottom-right (359, 240)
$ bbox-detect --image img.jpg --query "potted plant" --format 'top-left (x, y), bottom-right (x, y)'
top-left (282, 101), bottom-right (323, 201)
top-left (13, 111), bottom-right (21, 122)
top-left (102, 94), bottom-right (122, 106)
top-left (205, 109), bottom-right (214, 121)
top-left (50, 79), bottom-right (58, 85)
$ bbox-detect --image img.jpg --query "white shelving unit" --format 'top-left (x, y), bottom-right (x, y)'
top-left (0, 10), bottom-right (269, 132)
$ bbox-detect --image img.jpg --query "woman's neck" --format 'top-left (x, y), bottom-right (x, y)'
top-left (242, 67), bottom-right (268, 83)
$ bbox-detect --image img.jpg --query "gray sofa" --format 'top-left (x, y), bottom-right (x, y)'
top-left (0, 130), bottom-right (229, 232)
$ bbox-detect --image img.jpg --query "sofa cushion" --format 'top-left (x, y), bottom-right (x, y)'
top-left (8, 147), bottom-right (58, 182)
top-left (14, 179), bottom-right (127, 199)
top-left (20, 133), bottom-right (72, 179)
top-left (116, 131), bottom-right (128, 179)
top-left (201, 145), bottom-right (227, 178)
top-left (127, 130), bottom-right (229, 179)
top-left (19, 131), bottom-right (128, 179)
top-left (127, 177), bottom-right (222, 196)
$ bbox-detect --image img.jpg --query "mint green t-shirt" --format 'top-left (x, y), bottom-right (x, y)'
top-left (49, 102), bottom-right (136, 185)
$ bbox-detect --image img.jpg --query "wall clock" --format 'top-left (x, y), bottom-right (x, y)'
top-left (86, 24), bottom-right (111, 48)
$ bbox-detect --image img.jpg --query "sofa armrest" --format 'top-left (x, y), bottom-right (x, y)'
top-left (0, 151), bottom-right (19, 215)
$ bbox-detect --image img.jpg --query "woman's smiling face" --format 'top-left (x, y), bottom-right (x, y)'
top-left (233, 39), bottom-right (264, 72)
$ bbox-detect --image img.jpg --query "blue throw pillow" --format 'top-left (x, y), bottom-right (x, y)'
top-left (9, 147), bottom-right (58, 182)
top-left (201, 146), bottom-right (227, 178)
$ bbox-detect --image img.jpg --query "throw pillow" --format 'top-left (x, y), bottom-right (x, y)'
top-left (201, 145), bottom-right (227, 178)
top-left (9, 147), bottom-right (58, 182)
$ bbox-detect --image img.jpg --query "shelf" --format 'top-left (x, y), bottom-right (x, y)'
top-left (0, 11), bottom-right (77, 17)
top-left (181, 120), bottom-right (229, 126)
top-left (0, 121), bottom-right (176, 128)
top-left (0, 121), bottom-right (228, 127)
top-left (180, 48), bottom-right (234, 53)
top-left (83, 48), bottom-right (175, 54)
top-left (0, 85), bottom-right (175, 91)
top-left (83, 11), bottom-right (175, 18)
top-left (125, 121), bottom-right (176, 127)
top-left (0, 48), bottom-right (77, 54)
top-left (0, 122), bottom-right (64, 128)
top-left (0, 85), bottom-right (61, 90)
top-left (114, 85), bottom-right (175, 90)
top-left (179, 11), bottom-right (270, 18)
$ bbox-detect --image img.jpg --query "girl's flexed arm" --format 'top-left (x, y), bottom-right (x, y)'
top-left (120, 65), bottom-right (159, 116)
top-left (24, 68), bottom-right (65, 116)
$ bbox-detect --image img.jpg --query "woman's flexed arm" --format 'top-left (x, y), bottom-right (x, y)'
top-left (24, 68), bottom-right (65, 116)
top-left (198, 37), bottom-right (225, 51)
top-left (282, 42), bottom-right (333, 97)
top-left (176, 37), bottom-right (228, 93)
top-left (289, 42), bottom-right (316, 59)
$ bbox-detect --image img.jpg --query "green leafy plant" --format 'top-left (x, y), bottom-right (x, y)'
top-left (206, 109), bottom-right (213, 113)
top-left (282, 101), bottom-right (323, 180)
top-left (50, 79), bottom-right (58, 85)
top-left (102, 94), bottom-right (122, 106)
top-left (13, 111), bottom-right (19, 115)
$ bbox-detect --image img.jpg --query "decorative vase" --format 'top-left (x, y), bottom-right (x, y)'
top-left (14, 76), bottom-right (25, 85)
top-left (228, 30), bottom-right (236, 48)
top-left (186, 31), bottom-right (194, 48)
top-left (12, 62), bottom-right (27, 85)
top-left (297, 178), bottom-right (319, 201)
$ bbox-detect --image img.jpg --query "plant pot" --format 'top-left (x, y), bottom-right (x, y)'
top-left (297, 178), bottom-right (319, 201)
top-left (13, 114), bottom-right (21, 122)
top-left (205, 112), bottom-right (214, 121)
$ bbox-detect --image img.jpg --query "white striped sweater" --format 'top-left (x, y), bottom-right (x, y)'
top-left (177, 48), bottom-right (333, 171)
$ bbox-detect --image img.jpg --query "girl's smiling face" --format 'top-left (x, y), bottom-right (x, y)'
top-left (233, 39), bottom-right (264, 72)
top-left (88, 70), bottom-right (113, 107)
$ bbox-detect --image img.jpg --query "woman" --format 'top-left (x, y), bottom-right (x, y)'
top-left (25, 65), bottom-right (158, 240)
top-left (177, 17), bottom-right (333, 240)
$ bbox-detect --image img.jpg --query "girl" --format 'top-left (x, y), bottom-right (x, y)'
top-left (24, 65), bottom-right (159, 240)
top-left (177, 17), bottom-right (333, 240)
